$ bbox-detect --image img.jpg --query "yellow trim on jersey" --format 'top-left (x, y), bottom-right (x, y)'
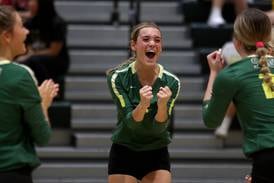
top-left (168, 99), bottom-right (175, 115)
top-left (15, 63), bottom-right (38, 86)
top-left (164, 70), bottom-right (181, 100)
top-left (163, 70), bottom-right (181, 115)
top-left (158, 64), bottom-right (164, 79)
top-left (130, 61), bottom-right (136, 74)
top-left (111, 72), bottom-right (126, 107)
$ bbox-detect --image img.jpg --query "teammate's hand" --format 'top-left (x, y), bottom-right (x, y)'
top-left (38, 79), bottom-right (59, 109)
top-left (244, 175), bottom-right (252, 183)
top-left (207, 49), bottom-right (225, 73)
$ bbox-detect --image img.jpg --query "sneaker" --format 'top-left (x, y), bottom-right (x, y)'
top-left (207, 15), bottom-right (226, 27)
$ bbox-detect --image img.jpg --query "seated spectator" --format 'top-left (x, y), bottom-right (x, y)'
top-left (13, 0), bottom-right (28, 11)
top-left (14, 0), bottom-right (30, 19)
top-left (0, 0), bottom-right (13, 5)
top-left (207, 0), bottom-right (247, 27)
top-left (0, 0), bottom-right (29, 19)
top-left (17, 0), bottom-right (70, 87)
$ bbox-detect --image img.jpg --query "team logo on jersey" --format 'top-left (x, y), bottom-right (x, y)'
top-left (250, 57), bottom-right (274, 69)
top-left (250, 57), bottom-right (259, 64)
top-left (268, 58), bottom-right (274, 68)
top-left (250, 57), bottom-right (259, 69)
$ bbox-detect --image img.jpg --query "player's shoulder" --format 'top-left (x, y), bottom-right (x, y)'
top-left (161, 65), bottom-right (180, 84)
top-left (12, 63), bottom-right (38, 85)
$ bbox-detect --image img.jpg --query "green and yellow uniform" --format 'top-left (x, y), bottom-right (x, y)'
top-left (0, 60), bottom-right (51, 171)
top-left (107, 61), bottom-right (180, 151)
top-left (203, 56), bottom-right (274, 156)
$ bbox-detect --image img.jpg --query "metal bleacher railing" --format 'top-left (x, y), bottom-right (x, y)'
top-left (111, 0), bottom-right (141, 57)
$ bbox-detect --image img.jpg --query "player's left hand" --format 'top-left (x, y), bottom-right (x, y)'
top-left (157, 86), bottom-right (172, 106)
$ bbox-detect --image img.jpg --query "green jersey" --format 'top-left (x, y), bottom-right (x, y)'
top-left (0, 60), bottom-right (51, 171)
top-left (203, 56), bottom-right (274, 156)
top-left (107, 61), bottom-right (180, 151)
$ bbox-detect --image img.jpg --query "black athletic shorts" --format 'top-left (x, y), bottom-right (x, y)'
top-left (250, 148), bottom-right (274, 183)
top-left (0, 166), bottom-right (33, 183)
top-left (108, 143), bottom-right (170, 180)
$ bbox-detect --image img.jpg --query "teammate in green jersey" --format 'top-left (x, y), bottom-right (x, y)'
top-left (0, 6), bottom-right (58, 183)
top-left (106, 22), bottom-right (180, 183)
top-left (203, 8), bottom-right (274, 183)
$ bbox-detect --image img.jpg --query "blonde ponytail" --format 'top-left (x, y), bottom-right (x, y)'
top-left (256, 42), bottom-right (274, 91)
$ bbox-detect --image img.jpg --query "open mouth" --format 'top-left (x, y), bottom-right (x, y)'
top-left (145, 51), bottom-right (156, 59)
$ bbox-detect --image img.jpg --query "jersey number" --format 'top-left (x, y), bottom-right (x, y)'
top-left (259, 74), bottom-right (274, 99)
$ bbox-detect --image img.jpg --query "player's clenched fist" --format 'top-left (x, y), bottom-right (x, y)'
top-left (157, 86), bottom-right (172, 106)
top-left (139, 85), bottom-right (153, 109)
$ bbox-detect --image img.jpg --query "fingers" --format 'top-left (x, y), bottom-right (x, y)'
top-left (206, 49), bottom-right (225, 72)
top-left (215, 49), bottom-right (222, 61)
top-left (244, 175), bottom-right (252, 183)
top-left (139, 85), bottom-right (153, 108)
top-left (139, 85), bottom-right (173, 109)
top-left (207, 49), bottom-right (222, 63)
top-left (140, 85), bottom-right (153, 98)
top-left (38, 79), bottom-right (59, 109)
top-left (38, 79), bottom-right (48, 92)
top-left (157, 86), bottom-right (172, 106)
top-left (207, 50), bottom-right (219, 61)
top-left (157, 86), bottom-right (171, 98)
top-left (39, 79), bottom-right (53, 90)
top-left (50, 84), bottom-right (59, 98)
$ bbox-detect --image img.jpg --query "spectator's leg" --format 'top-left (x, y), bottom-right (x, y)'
top-left (207, 0), bottom-right (226, 27)
top-left (233, 0), bottom-right (247, 15)
top-left (214, 102), bottom-right (236, 138)
top-left (110, 0), bottom-right (120, 26)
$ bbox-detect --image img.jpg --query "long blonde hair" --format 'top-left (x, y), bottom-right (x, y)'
top-left (234, 8), bottom-right (273, 90)
top-left (0, 6), bottom-right (16, 35)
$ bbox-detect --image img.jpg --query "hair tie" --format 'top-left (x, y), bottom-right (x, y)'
top-left (256, 41), bottom-right (264, 48)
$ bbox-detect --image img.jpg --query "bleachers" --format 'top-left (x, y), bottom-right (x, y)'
top-left (70, 104), bottom-right (204, 130)
top-left (32, 0), bottom-right (256, 182)
top-left (184, 0), bottom-right (272, 76)
top-left (64, 76), bottom-right (203, 102)
top-left (182, 0), bottom-right (272, 24)
top-left (66, 25), bottom-right (191, 49)
top-left (55, 1), bottom-right (183, 25)
top-left (68, 50), bottom-right (200, 76)
top-left (46, 102), bottom-right (71, 146)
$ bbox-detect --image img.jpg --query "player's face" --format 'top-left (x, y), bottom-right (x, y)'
top-left (9, 13), bottom-right (29, 58)
top-left (131, 27), bottom-right (162, 67)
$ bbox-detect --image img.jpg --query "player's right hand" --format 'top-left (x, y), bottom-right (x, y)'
top-left (139, 85), bottom-right (153, 109)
